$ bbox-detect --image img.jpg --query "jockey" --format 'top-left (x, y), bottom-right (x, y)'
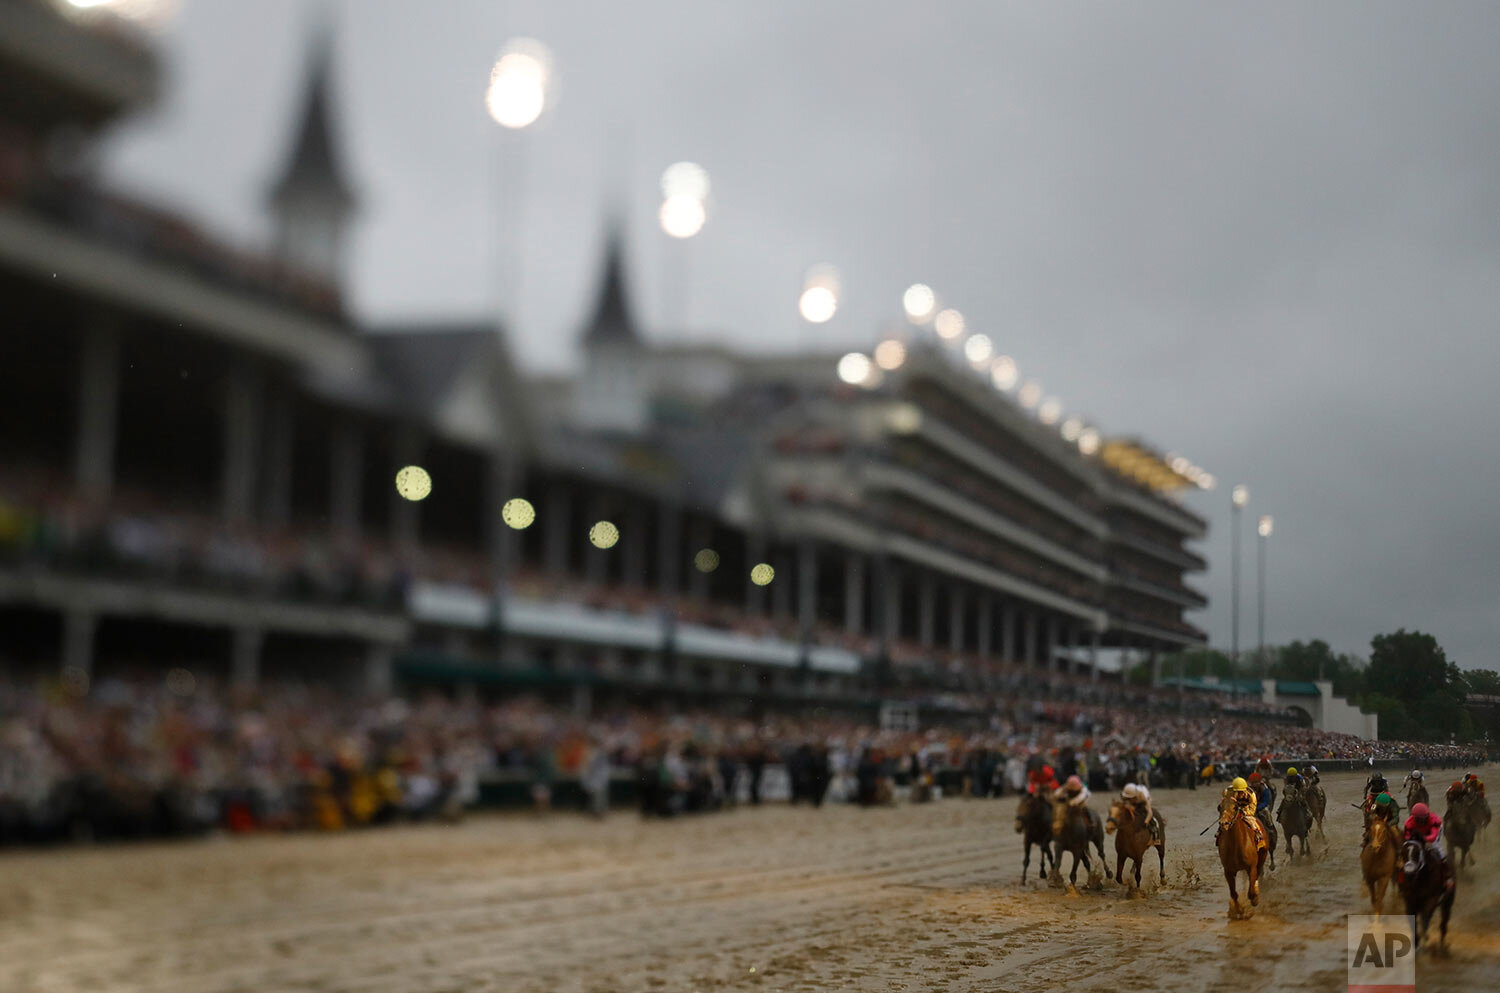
top-left (1304, 765), bottom-right (1320, 788)
top-left (1445, 778), bottom-right (1466, 805)
top-left (1248, 772), bottom-right (1274, 812)
top-left (1364, 769), bottom-right (1389, 804)
top-left (1051, 775), bottom-right (1090, 835)
top-left (1362, 791), bottom-right (1398, 847)
top-left (1218, 777), bottom-right (1267, 851)
top-left (1027, 764), bottom-right (1060, 796)
top-left (1462, 772), bottom-right (1486, 798)
top-left (1403, 802), bottom-right (1454, 890)
top-left (1254, 755), bottom-right (1275, 783)
top-left (1401, 769), bottom-right (1424, 793)
top-left (1120, 782), bottom-right (1160, 840)
top-left (1283, 766), bottom-right (1306, 797)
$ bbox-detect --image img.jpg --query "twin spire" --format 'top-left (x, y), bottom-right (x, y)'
top-left (267, 12), bottom-right (639, 346)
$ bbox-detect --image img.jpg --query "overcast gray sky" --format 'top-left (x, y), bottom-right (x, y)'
top-left (100, 0), bottom-right (1500, 671)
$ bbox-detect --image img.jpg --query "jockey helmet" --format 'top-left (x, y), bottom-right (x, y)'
top-left (1375, 792), bottom-right (1393, 807)
top-left (1064, 775), bottom-right (1083, 791)
top-left (1411, 802), bottom-right (1431, 820)
top-left (1248, 772), bottom-right (1262, 785)
top-left (1412, 770), bottom-right (1423, 780)
top-left (1285, 767), bottom-right (1298, 777)
top-left (1464, 772), bottom-right (1476, 782)
top-left (1121, 783), bottom-right (1140, 801)
top-left (1306, 765), bottom-right (1318, 774)
top-left (1231, 777), bottom-right (1249, 791)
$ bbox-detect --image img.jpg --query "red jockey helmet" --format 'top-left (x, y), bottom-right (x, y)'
top-left (1411, 802), bottom-right (1431, 820)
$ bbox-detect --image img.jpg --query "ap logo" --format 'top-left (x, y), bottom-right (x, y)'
top-left (1348, 915), bottom-right (1416, 993)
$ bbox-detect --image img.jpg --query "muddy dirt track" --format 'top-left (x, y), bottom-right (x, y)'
top-left (2, 768), bottom-right (1497, 993)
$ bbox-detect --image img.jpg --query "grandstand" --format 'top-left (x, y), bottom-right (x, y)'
top-left (0, 2), bottom-right (1210, 721)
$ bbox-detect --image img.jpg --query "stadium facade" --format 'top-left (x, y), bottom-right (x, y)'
top-left (0, 5), bottom-right (1209, 713)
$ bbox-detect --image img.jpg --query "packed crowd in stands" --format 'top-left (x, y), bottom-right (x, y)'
top-left (0, 668), bottom-right (1486, 846)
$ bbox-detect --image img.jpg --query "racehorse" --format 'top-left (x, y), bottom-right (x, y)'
top-left (1217, 808), bottom-right (1267, 919)
top-left (1105, 798), bottom-right (1166, 890)
top-left (1256, 805), bottom-right (1279, 872)
top-left (1406, 781), bottom-right (1429, 810)
top-left (1444, 797), bottom-right (1479, 870)
top-left (1014, 792), bottom-right (1055, 884)
top-left (1052, 801), bottom-right (1107, 892)
top-left (1278, 788), bottom-right (1311, 859)
top-left (1398, 839), bottom-right (1454, 951)
top-left (1305, 784), bottom-right (1326, 838)
top-left (1360, 816), bottom-right (1400, 916)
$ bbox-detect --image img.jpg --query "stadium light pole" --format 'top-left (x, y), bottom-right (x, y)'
top-left (1257, 515), bottom-right (1273, 679)
top-left (1230, 484), bottom-right (1249, 685)
top-left (486, 38), bottom-right (553, 326)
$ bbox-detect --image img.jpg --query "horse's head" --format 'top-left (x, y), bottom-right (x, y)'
top-left (1106, 799), bottom-right (1128, 835)
top-left (1400, 839), bottom-right (1425, 877)
top-left (1015, 793), bottom-right (1037, 832)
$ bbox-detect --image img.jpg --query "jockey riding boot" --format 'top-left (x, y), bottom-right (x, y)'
top-left (1439, 852), bottom-right (1454, 890)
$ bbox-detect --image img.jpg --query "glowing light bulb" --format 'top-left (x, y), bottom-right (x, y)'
top-left (694, 549), bottom-right (720, 572)
top-left (486, 39), bottom-right (552, 128)
top-left (990, 356), bottom-right (1018, 390)
top-left (837, 352), bottom-right (873, 385)
top-left (660, 161), bottom-right (710, 201)
top-left (963, 334), bottom-right (993, 365)
top-left (933, 308), bottom-right (965, 340)
top-left (1017, 381), bottom-right (1042, 409)
top-left (659, 195), bottom-right (706, 238)
top-left (502, 498), bottom-right (536, 529)
top-left (902, 283), bottom-right (936, 322)
top-left (1258, 515), bottom-right (1274, 537)
top-left (750, 563), bottom-right (775, 586)
top-left (800, 286), bottom-right (838, 323)
top-left (1078, 428), bottom-right (1100, 456)
top-left (873, 339), bottom-right (907, 371)
top-left (589, 520), bottom-right (620, 549)
top-left (394, 465), bottom-right (432, 502)
top-left (1060, 417), bottom-right (1083, 442)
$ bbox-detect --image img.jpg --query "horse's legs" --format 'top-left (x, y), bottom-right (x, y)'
top-left (1224, 866), bottom-right (1239, 917)
top-left (1115, 850), bottom-right (1126, 885)
top-left (1070, 851), bottom-right (1082, 887)
top-left (1133, 856), bottom-right (1143, 889)
top-left (1156, 841), bottom-right (1166, 885)
top-left (1021, 842), bottom-right (1031, 883)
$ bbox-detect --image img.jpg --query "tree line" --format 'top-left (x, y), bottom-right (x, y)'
top-left (1133, 629), bottom-right (1498, 745)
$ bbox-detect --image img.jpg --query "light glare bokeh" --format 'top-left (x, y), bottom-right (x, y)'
top-left (658, 195), bottom-right (706, 238)
top-left (933, 308), bottom-right (965, 340)
top-left (486, 39), bottom-right (553, 128)
top-left (902, 283), bottom-right (936, 322)
top-left (394, 465), bottom-right (432, 502)
top-left (873, 339), bottom-right (906, 371)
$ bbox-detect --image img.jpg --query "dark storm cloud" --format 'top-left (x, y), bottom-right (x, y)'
top-left (102, 1), bottom-right (1500, 669)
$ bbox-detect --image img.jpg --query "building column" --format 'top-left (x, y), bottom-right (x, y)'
top-left (1089, 629), bottom-right (1102, 683)
top-left (221, 363), bottom-right (263, 524)
top-left (797, 541), bottom-right (818, 640)
top-left (1149, 644), bottom-right (1162, 688)
top-left (623, 501), bottom-right (648, 589)
top-left (657, 499), bottom-right (682, 600)
top-left (260, 384), bottom-right (295, 527)
top-left (1064, 623), bottom-right (1079, 676)
top-left (1000, 601), bottom-right (1016, 663)
top-left (231, 626), bottom-right (263, 688)
top-left (745, 533), bottom-right (767, 615)
top-left (74, 321), bottom-right (120, 504)
top-left (771, 548), bottom-right (793, 622)
top-left (976, 594), bottom-right (993, 659)
top-left (487, 451), bottom-right (522, 588)
top-left (364, 643), bottom-right (394, 696)
top-left (390, 426), bottom-right (423, 553)
top-left (61, 607), bottom-right (98, 677)
top-left (843, 553), bottom-right (865, 636)
top-left (879, 559), bottom-right (902, 648)
top-left (918, 572), bottom-right (936, 649)
top-left (330, 418), bottom-right (363, 535)
top-left (585, 495), bottom-right (610, 586)
top-left (544, 482), bottom-right (572, 576)
top-left (948, 583), bottom-right (966, 654)
top-left (1023, 609), bottom-right (1039, 667)
top-left (688, 518), bottom-right (713, 600)
top-left (1045, 614), bottom-right (1060, 671)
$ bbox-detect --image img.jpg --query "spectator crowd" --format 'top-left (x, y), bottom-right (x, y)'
top-left (0, 668), bottom-right (1486, 846)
